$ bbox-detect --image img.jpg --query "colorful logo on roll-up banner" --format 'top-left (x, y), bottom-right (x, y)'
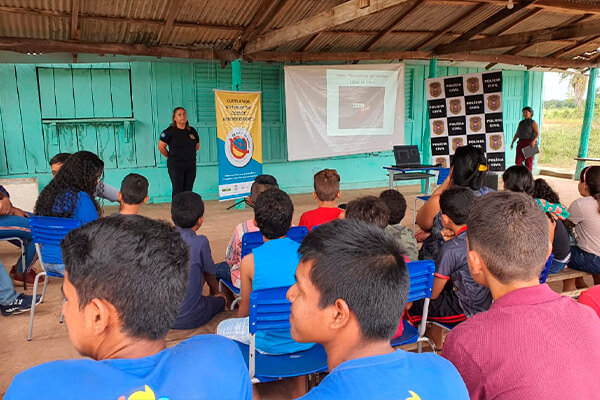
top-left (430, 82), bottom-right (442, 97)
top-left (489, 134), bottom-right (503, 151)
top-left (487, 95), bottom-right (501, 111)
top-left (466, 77), bottom-right (480, 94)
top-left (449, 99), bottom-right (462, 115)
top-left (435, 157), bottom-right (448, 168)
top-left (469, 116), bottom-right (482, 132)
top-left (452, 137), bottom-right (464, 151)
top-left (432, 120), bottom-right (445, 135)
top-left (215, 90), bottom-right (262, 201)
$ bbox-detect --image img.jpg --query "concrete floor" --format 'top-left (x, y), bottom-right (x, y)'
top-left (0, 176), bottom-right (585, 397)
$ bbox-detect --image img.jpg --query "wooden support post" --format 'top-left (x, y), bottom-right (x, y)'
top-left (575, 68), bottom-right (598, 178)
top-left (421, 58), bottom-right (437, 193)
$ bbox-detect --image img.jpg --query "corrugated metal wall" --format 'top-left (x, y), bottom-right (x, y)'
top-left (0, 61), bottom-right (543, 202)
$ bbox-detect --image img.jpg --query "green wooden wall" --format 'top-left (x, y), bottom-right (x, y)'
top-left (0, 61), bottom-right (543, 202)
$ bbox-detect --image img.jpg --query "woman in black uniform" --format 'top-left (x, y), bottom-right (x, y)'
top-left (158, 107), bottom-right (200, 198)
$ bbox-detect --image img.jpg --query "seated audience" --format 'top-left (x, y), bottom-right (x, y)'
top-left (407, 187), bottom-right (492, 349)
top-left (299, 169), bottom-right (342, 231)
top-left (171, 192), bottom-right (225, 329)
top-left (219, 174), bottom-right (279, 288)
top-left (0, 185), bottom-right (40, 284)
top-left (118, 173), bottom-right (149, 215)
top-left (288, 219), bottom-right (468, 399)
top-left (379, 189), bottom-right (419, 261)
top-left (416, 145), bottom-right (493, 261)
top-left (50, 153), bottom-right (119, 203)
top-left (217, 188), bottom-right (314, 354)
top-left (1, 262), bottom-right (37, 316)
top-left (567, 166), bottom-right (600, 285)
top-left (5, 215), bottom-right (252, 399)
top-left (442, 191), bottom-right (600, 399)
top-left (344, 196), bottom-right (389, 229)
top-left (503, 166), bottom-right (571, 279)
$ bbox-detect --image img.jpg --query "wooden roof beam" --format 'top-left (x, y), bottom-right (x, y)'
top-left (362, 0), bottom-right (422, 51)
top-left (233, 0), bottom-right (291, 52)
top-left (0, 36), bottom-right (237, 60)
top-left (157, 0), bottom-right (184, 45)
top-left (246, 49), bottom-right (598, 68)
top-left (70, 0), bottom-right (80, 40)
top-left (0, 6), bottom-right (244, 33)
top-left (243, 0), bottom-right (411, 54)
top-left (491, 7), bottom-right (542, 36)
top-left (425, 0), bottom-right (600, 14)
top-left (549, 35), bottom-right (600, 58)
top-left (434, 19), bottom-right (600, 55)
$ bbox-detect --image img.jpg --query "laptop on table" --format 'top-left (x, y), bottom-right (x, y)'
top-left (392, 145), bottom-right (439, 169)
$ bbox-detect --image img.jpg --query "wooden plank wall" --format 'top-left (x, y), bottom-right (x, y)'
top-left (0, 61), bottom-right (544, 201)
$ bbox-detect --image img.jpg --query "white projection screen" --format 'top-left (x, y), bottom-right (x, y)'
top-left (285, 64), bottom-right (404, 161)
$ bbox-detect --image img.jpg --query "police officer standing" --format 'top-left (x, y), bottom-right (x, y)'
top-left (158, 107), bottom-right (200, 198)
top-left (510, 106), bottom-right (539, 172)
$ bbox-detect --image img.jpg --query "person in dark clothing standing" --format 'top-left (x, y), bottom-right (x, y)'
top-left (158, 107), bottom-right (200, 198)
top-left (510, 106), bottom-right (539, 171)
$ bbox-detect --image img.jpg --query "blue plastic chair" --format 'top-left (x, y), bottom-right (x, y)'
top-left (234, 286), bottom-right (328, 383)
top-left (391, 260), bottom-right (436, 352)
top-left (27, 216), bottom-right (81, 341)
top-left (412, 168), bottom-right (451, 232)
top-left (539, 254), bottom-right (556, 284)
top-left (219, 226), bottom-right (309, 310)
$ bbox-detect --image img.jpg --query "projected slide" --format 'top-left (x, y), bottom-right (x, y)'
top-left (285, 64), bottom-right (404, 161)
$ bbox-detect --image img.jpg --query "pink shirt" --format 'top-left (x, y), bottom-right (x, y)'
top-left (442, 284), bottom-right (600, 400)
top-left (225, 219), bottom-right (259, 288)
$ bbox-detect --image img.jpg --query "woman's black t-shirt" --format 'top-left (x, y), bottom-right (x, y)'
top-left (516, 119), bottom-right (535, 140)
top-left (160, 126), bottom-right (199, 167)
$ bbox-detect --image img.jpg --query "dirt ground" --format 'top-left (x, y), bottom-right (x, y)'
top-left (0, 176), bottom-right (587, 397)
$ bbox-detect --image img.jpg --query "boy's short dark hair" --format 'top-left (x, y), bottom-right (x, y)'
top-left (300, 219), bottom-right (409, 340)
top-left (502, 165), bottom-right (534, 195)
top-left (379, 189), bottom-right (407, 225)
top-left (49, 153), bottom-right (71, 166)
top-left (254, 188), bottom-right (293, 239)
top-left (314, 169), bottom-right (340, 202)
top-left (345, 196), bottom-right (390, 229)
top-left (171, 192), bottom-right (204, 229)
top-left (468, 191), bottom-right (548, 283)
top-left (120, 173), bottom-right (149, 205)
top-left (440, 186), bottom-right (475, 226)
top-left (61, 215), bottom-right (189, 340)
top-left (250, 175), bottom-right (279, 203)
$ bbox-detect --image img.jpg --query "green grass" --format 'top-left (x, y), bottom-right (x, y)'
top-left (539, 114), bottom-right (600, 169)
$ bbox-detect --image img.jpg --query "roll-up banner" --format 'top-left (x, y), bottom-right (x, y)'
top-left (215, 90), bottom-right (262, 201)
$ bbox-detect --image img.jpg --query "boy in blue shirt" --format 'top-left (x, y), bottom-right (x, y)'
top-left (171, 191), bottom-right (226, 329)
top-left (5, 215), bottom-right (252, 400)
top-left (287, 219), bottom-right (468, 399)
top-left (407, 186), bottom-right (492, 350)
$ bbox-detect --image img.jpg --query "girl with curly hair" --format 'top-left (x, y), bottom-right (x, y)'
top-left (35, 151), bottom-right (103, 225)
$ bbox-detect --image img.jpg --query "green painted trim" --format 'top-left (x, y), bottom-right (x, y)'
top-left (420, 58), bottom-right (437, 192)
top-left (576, 68), bottom-right (598, 178)
top-left (232, 59), bottom-right (242, 92)
top-left (41, 118), bottom-right (136, 124)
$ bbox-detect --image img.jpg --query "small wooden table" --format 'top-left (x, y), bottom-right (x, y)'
top-left (383, 166), bottom-right (444, 195)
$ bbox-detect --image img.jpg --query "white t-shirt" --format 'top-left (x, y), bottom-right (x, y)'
top-left (568, 196), bottom-right (600, 256)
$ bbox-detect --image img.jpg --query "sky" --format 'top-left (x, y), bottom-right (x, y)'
top-left (543, 72), bottom-right (570, 101)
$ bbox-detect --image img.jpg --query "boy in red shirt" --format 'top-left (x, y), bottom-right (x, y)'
top-left (299, 169), bottom-right (342, 231)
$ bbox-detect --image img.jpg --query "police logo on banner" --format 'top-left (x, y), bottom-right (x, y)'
top-left (466, 77), bottom-right (480, 94)
top-left (430, 82), bottom-right (443, 98)
top-left (225, 128), bottom-right (254, 167)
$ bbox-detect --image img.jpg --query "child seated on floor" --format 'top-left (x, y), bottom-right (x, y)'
top-left (344, 196), bottom-right (389, 229)
top-left (217, 188), bottom-right (314, 355)
top-left (299, 169), bottom-right (342, 231)
top-left (288, 219), bottom-right (468, 400)
top-left (442, 191), bottom-right (600, 399)
top-left (379, 189), bottom-right (419, 261)
top-left (407, 186), bottom-right (492, 350)
top-left (566, 166), bottom-right (600, 287)
top-left (171, 192), bottom-right (226, 330)
top-left (5, 215), bottom-right (251, 400)
top-left (217, 174), bottom-right (278, 288)
top-left (118, 173), bottom-right (149, 215)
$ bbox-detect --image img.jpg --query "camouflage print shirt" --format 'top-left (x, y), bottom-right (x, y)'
top-left (385, 223), bottom-right (419, 261)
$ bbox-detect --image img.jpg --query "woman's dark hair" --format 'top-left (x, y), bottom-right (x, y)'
top-left (533, 178), bottom-right (560, 204)
top-left (522, 106), bottom-right (534, 116)
top-left (35, 151), bottom-right (103, 218)
top-left (451, 145), bottom-right (487, 190)
top-left (581, 166), bottom-right (600, 213)
top-left (502, 165), bottom-right (534, 195)
top-left (170, 106), bottom-right (190, 130)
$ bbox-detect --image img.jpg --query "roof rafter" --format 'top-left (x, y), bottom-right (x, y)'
top-left (233, 0), bottom-right (291, 52)
top-left (362, 0), bottom-right (422, 51)
top-left (244, 0), bottom-right (411, 54)
top-left (157, 0), bottom-right (185, 45)
top-left (70, 0), bottom-right (80, 40)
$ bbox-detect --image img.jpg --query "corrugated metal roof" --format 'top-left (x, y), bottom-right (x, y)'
top-left (372, 32), bottom-right (433, 52)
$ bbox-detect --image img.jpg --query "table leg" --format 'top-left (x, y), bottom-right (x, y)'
top-left (424, 176), bottom-right (431, 195)
top-left (389, 171), bottom-right (394, 189)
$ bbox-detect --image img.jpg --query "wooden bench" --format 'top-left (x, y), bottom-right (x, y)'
top-left (546, 268), bottom-right (593, 298)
